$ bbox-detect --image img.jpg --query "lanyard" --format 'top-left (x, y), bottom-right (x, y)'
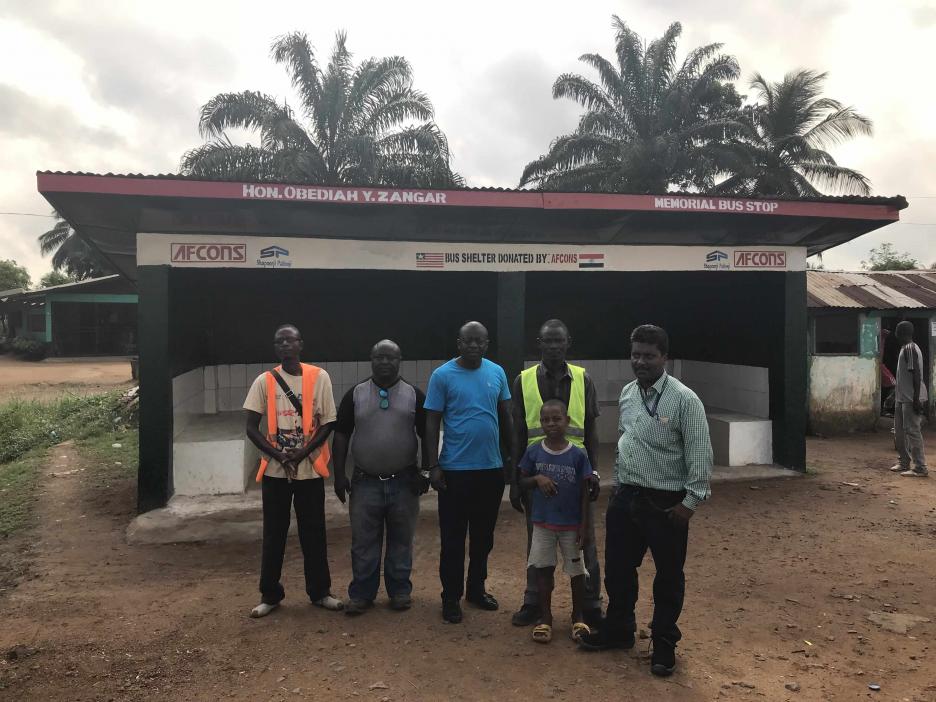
top-left (640, 376), bottom-right (668, 418)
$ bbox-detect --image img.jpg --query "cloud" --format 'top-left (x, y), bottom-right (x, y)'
top-left (442, 51), bottom-right (580, 186)
top-left (0, 84), bottom-right (125, 150)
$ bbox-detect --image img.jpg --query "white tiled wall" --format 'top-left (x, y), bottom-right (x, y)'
top-left (679, 360), bottom-right (769, 418)
top-left (171, 360), bottom-right (451, 437)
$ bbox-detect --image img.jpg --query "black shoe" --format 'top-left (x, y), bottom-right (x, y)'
top-left (582, 608), bottom-right (604, 630)
top-left (576, 628), bottom-right (635, 651)
top-left (442, 599), bottom-right (463, 623)
top-left (650, 638), bottom-right (676, 677)
top-left (511, 603), bottom-right (540, 626)
top-left (466, 592), bottom-right (499, 611)
top-left (388, 594), bottom-right (412, 611)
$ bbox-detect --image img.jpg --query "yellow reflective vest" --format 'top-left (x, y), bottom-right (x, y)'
top-left (520, 363), bottom-right (586, 448)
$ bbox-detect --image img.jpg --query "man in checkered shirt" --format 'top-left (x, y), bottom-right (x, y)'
top-left (578, 324), bottom-right (712, 678)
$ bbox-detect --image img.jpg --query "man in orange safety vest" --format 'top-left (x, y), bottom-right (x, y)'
top-left (244, 324), bottom-right (343, 617)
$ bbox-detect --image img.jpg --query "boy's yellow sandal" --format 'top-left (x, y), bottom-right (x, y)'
top-left (532, 623), bottom-right (552, 643)
top-left (571, 622), bottom-right (591, 642)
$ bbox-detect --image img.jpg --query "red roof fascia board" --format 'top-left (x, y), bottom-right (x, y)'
top-left (37, 173), bottom-right (900, 221)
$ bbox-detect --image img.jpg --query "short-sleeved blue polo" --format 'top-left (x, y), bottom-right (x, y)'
top-left (424, 358), bottom-right (511, 470)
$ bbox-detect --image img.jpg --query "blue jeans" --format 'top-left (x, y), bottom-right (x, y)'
top-left (348, 471), bottom-right (420, 602)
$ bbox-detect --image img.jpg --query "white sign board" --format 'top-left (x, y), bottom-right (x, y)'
top-left (138, 233), bottom-right (807, 272)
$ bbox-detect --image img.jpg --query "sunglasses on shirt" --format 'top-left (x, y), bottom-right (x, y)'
top-left (378, 388), bottom-right (390, 410)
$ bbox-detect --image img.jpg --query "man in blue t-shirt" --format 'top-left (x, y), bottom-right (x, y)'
top-left (424, 321), bottom-right (515, 624)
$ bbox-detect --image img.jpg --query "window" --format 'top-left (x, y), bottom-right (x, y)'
top-left (813, 313), bottom-right (859, 354)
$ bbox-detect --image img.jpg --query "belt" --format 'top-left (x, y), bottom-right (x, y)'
top-left (621, 484), bottom-right (686, 501)
top-left (353, 467), bottom-right (416, 481)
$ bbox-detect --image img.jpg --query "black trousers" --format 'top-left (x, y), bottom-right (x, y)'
top-left (437, 468), bottom-right (504, 601)
top-left (604, 485), bottom-right (688, 643)
top-left (259, 476), bottom-right (331, 604)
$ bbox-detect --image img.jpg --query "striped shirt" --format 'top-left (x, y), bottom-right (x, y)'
top-left (615, 372), bottom-right (713, 510)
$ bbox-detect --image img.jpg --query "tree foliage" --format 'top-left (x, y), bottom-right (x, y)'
top-left (520, 19), bottom-right (742, 193)
top-left (181, 32), bottom-right (462, 188)
top-left (861, 243), bottom-right (919, 271)
top-left (37, 213), bottom-right (112, 280)
top-left (523, 17), bottom-right (873, 197)
top-left (39, 271), bottom-right (75, 288)
top-left (0, 260), bottom-right (31, 291)
top-left (713, 70), bottom-right (872, 197)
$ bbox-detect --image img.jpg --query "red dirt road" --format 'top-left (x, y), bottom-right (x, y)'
top-left (0, 355), bottom-right (133, 401)
top-left (1, 433), bottom-right (935, 701)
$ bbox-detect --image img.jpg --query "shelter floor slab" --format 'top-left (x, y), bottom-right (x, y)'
top-left (127, 447), bottom-right (800, 545)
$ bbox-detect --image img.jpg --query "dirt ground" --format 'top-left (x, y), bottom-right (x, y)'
top-left (0, 355), bottom-right (133, 401)
top-left (1, 433), bottom-right (935, 702)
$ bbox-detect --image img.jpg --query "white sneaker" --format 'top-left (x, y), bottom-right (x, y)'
top-left (250, 602), bottom-right (278, 618)
top-left (889, 464), bottom-right (906, 472)
top-left (900, 468), bottom-right (929, 478)
top-left (313, 594), bottom-right (344, 611)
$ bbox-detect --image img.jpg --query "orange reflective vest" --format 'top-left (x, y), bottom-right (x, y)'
top-left (255, 363), bottom-right (331, 482)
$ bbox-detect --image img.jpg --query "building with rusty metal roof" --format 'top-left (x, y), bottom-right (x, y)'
top-left (807, 271), bottom-right (936, 434)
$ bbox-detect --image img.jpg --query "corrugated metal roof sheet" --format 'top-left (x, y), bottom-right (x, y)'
top-left (34, 170), bottom-right (910, 208)
top-left (808, 271), bottom-right (936, 309)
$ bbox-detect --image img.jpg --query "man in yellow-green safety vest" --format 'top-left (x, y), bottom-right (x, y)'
top-left (508, 319), bottom-right (603, 629)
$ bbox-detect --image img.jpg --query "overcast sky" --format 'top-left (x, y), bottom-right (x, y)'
top-left (1, 0), bottom-right (934, 282)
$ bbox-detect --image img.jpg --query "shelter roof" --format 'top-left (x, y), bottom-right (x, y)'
top-left (37, 171), bottom-right (908, 280)
top-left (807, 270), bottom-right (936, 310)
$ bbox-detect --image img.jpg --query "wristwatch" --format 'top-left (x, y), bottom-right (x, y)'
top-left (420, 469), bottom-right (431, 480)
top-left (592, 471), bottom-right (601, 480)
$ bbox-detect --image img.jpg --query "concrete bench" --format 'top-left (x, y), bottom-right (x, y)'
top-left (705, 409), bottom-right (772, 467)
top-left (173, 412), bottom-right (258, 496)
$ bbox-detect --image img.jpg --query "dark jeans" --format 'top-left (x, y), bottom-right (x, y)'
top-left (604, 485), bottom-right (688, 644)
top-left (521, 490), bottom-right (602, 611)
top-left (437, 468), bottom-right (504, 601)
top-left (348, 470), bottom-right (420, 602)
top-left (259, 476), bottom-right (331, 604)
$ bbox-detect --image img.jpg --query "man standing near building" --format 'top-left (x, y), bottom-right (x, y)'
top-left (578, 324), bottom-right (712, 678)
top-left (244, 324), bottom-right (343, 618)
top-left (509, 319), bottom-right (603, 630)
top-left (424, 321), bottom-right (514, 624)
top-left (332, 339), bottom-right (431, 615)
top-left (890, 320), bottom-right (929, 477)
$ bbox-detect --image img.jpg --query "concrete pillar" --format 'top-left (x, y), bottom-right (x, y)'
top-left (496, 272), bottom-right (525, 382)
top-left (137, 265), bottom-right (174, 512)
top-left (770, 271), bottom-right (807, 470)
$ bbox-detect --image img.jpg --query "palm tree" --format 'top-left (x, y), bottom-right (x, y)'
top-left (520, 18), bottom-right (742, 193)
top-left (181, 32), bottom-right (462, 188)
top-left (37, 213), bottom-right (111, 280)
top-left (713, 70), bottom-right (872, 197)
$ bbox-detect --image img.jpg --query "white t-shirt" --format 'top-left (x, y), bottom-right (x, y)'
top-left (243, 367), bottom-right (337, 479)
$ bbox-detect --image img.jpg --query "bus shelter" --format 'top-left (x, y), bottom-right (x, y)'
top-left (37, 172), bottom-right (906, 513)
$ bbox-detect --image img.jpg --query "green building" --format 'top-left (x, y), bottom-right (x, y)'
top-left (0, 275), bottom-right (137, 356)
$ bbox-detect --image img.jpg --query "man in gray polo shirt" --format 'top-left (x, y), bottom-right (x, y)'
top-left (332, 340), bottom-right (430, 614)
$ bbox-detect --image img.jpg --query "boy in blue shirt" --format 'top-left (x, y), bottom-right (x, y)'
top-left (518, 399), bottom-right (592, 643)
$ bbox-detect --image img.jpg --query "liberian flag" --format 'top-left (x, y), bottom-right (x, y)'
top-left (579, 253), bottom-right (605, 269)
top-left (416, 253), bottom-right (444, 268)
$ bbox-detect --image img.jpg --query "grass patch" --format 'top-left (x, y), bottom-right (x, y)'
top-left (0, 450), bottom-right (46, 538)
top-left (0, 391), bottom-right (130, 465)
top-left (0, 390), bottom-right (137, 538)
top-left (75, 430), bottom-right (139, 489)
